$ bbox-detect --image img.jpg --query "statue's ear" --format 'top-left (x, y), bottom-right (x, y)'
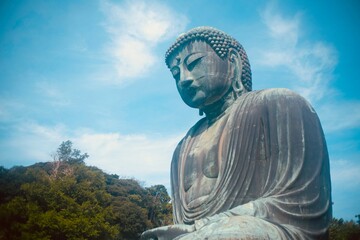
top-left (228, 49), bottom-right (245, 97)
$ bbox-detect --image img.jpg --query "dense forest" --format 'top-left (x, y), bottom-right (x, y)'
top-left (330, 217), bottom-right (360, 240)
top-left (0, 141), bottom-right (172, 239)
top-left (0, 141), bottom-right (359, 239)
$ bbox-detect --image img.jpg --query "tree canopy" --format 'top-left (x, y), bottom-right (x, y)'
top-left (329, 217), bottom-right (360, 240)
top-left (0, 141), bottom-right (172, 240)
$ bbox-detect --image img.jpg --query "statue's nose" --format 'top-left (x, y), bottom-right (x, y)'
top-left (178, 66), bottom-right (194, 88)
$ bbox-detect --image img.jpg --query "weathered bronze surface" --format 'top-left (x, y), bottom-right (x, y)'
top-left (142, 26), bottom-right (332, 239)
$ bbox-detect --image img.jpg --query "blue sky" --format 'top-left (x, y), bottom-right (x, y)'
top-left (0, 0), bottom-right (359, 220)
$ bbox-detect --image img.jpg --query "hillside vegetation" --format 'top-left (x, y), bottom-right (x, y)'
top-left (0, 141), bottom-right (172, 240)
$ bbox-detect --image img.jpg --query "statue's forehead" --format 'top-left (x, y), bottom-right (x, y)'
top-left (169, 40), bottom-right (213, 66)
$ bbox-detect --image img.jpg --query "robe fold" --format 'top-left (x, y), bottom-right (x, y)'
top-left (171, 88), bottom-right (332, 239)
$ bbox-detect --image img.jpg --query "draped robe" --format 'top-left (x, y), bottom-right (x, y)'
top-left (171, 88), bottom-right (332, 239)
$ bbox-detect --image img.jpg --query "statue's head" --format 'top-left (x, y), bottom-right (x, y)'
top-left (165, 26), bottom-right (252, 110)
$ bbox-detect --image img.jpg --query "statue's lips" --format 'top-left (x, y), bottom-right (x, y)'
top-left (183, 76), bottom-right (204, 97)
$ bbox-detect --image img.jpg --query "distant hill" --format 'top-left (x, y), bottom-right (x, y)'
top-left (0, 141), bottom-right (172, 240)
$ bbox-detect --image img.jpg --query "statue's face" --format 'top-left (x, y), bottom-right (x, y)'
top-left (169, 40), bottom-right (232, 109)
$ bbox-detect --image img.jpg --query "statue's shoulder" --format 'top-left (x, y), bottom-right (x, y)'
top-left (254, 88), bottom-right (304, 99)
top-left (244, 88), bottom-right (310, 106)
top-left (232, 88), bottom-right (313, 117)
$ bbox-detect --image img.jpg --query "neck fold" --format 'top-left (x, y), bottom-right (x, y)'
top-left (201, 89), bottom-right (235, 124)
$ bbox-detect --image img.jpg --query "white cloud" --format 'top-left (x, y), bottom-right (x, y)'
top-left (261, 2), bottom-right (301, 45)
top-left (259, 3), bottom-right (337, 102)
top-left (35, 81), bottom-right (70, 107)
top-left (100, 0), bottom-right (188, 84)
top-left (318, 101), bottom-right (360, 132)
top-left (1, 122), bottom-right (67, 165)
top-left (331, 159), bottom-right (360, 189)
top-left (0, 122), bottom-right (181, 188)
top-left (111, 36), bottom-right (155, 79)
top-left (0, 99), bottom-right (23, 122)
top-left (75, 132), bottom-right (180, 187)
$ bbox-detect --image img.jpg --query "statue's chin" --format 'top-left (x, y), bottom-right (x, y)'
top-left (183, 99), bottom-right (204, 109)
top-left (181, 90), bottom-right (207, 108)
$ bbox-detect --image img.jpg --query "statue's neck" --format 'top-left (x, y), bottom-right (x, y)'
top-left (201, 90), bottom-right (235, 124)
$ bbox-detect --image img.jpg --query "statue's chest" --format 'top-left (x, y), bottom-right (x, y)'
top-left (183, 117), bottom-right (227, 192)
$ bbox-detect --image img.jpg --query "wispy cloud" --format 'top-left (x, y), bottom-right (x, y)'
top-left (331, 158), bottom-right (360, 189)
top-left (330, 157), bottom-right (360, 220)
top-left (0, 122), bottom-right (180, 188)
top-left (100, 0), bottom-right (188, 85)
top-left (35, 81), bottom-right (71, 107)
top-left (0, 98), bottom-right (24, 122)
top-left (76, 132), bottom-right (180, 187)
top-left (261, 4), bottom-right (301, 46)
top-left (0, 122), bottom-right (67, 166)
top-left (259, 2), bottom-right (337, 102)
top-left (318, 101), bottom-right (360, 133)
top-left (258, 2), bottom-right (360, 133)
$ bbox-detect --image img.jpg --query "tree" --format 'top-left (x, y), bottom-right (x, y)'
top-left (55, 140), bottom-right (89, 164)
top-left (0, 142), bottom-right (118, 239)
top-left (329, 217), bottom-right (360, 240)
top-left (105, 175), bottom-right (151, 239)
top-left (0, 141), bottom-right (174, 239)
top-left (0, 162), bottom-right (119, 240)
top-left (0, 165), bottom-right (31, 205)
top-left (356, 214), bottom-right (360, 225)
top-left (146, 185), bottom-right (173, 226)
top-left (112, 199), bottom-right (150, 239)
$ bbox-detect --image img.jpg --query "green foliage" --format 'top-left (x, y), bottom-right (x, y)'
top-left (0, 165), bottom-right (28, 204)
top-left (56, 140), bottom-right (89, 164)
top-left (112, 199), bottom-right (150, 239)
top-left (356, 215), bottom-right (360, 225)
top-left (105, 175), bottom-right (149, 239)
top-left (104, 175), bottom-right (173, 239)
top-left (146, 185), bottom-right (173, 226)
top-left (0, 141), bottom-right (173, 239)
top-left (329, 217), bottom-right (360, 240)
top-left (0, 161), bottom-right (118, 240)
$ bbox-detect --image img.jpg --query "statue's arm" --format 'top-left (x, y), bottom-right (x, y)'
top-left (140, 224), bottom-right (195, 240)
top-left (193, 201), bottom-right (257, 230)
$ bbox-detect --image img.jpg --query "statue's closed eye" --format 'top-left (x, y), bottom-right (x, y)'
top-left (186, 53), bottom-right (206, 71)
top-left (187, 57), bottom-right (203, 71)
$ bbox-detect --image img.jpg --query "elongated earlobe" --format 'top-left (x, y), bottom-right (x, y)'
top-left (229, 50), bottom-right (244, 99)
top-left (232, 75), bottom-right (244, 99)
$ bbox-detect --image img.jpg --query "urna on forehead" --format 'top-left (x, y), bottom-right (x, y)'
top-left (165, 26), bottom-right (252, 92)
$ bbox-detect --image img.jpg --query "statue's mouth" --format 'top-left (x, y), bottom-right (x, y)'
top-left (181, 76), bottom-right (204, 98)
top-left (186, 86), bottom-right (198, 97)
